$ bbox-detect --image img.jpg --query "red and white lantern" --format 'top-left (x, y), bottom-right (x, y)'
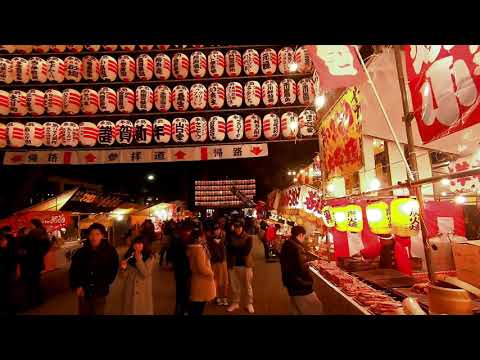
top-left (279, 78), bottom-right (297, 105)
top-left (103, 45), bottom-right (118, 52)
top-left (82, 55), bottom-right (100, 81)
top-left (208, 50), bottom-right (225, 78)
top-left (299, 109), bottom-right (317, 137)
top-left (278, 47), bottom-right (295, 74)
top-left (190, 51), bottom-right (207, 79)
top-left (120, 45), bottom-right (136, 51)
top-left (115, 119), bottom-right (134, 145)
top-left (0, 58), bottom-right (13, 84)
top-left (281, 111), bottom-right (299, 138)
top-left (189, 83), bottom-right (208, 110)
top-left (47, 57), bottom-right (65, 83)
top-left (80, 88), bottom-right (99, 115)
top-left (97, 120), bottom-right (116, 145)
top-left (43, 122), bottom-right (60, 147)
top-left (295, 46), bottom-right (313, 73)
top-left (262, 79), bottom-right (279, 107)
top-left (0, 46), bottom-right (16, 53)
top-left (9, 90), bottom-right (28, 116)
top-left (0, 123), bottom-right (6, 148)
top-left (32, 45), bottom-right (50, 53)
top-left (227, 114), bottom-right (244, 140)
top-left (84, 45), bottom-right (101, 52)
top-left (50, 45), bottom-right (66, 53)
top-left (79, 122), bottom-right (99, 146)
top-left (99, 55), bottom-right (118, 81)
top-left (98, 87), bottom-right (117, 113)
top-left (226, 82), bottom-right (243, 108)
top-left (244, 80), bottom-right (261, 107)
top-left (136, 54), bottom-right (154, 81)
top-left (138, 45), bottom-right (154, 51)
top-left (172, 85), bottom-right (189, 111)
top-left (154, 53), bottom-right (171, 80)
top-left (66, 45), bottom-right (83, 53)
top-left (208, 116), bottom-right (226, 142)
top-left (260, 48), bottom-right (278, 75)
top-left (134, 119), bottom-right (153, 144)
top-left (172, 53), bottom-right (189, 79)
top-left (244, 113), bottom-right (262, 140)
top-left (297, 78), bottom-right (315, 105)
top-left (26, 89), bottom-right (45, 116)
top-left (190, 116), bottom-right (208, 142)
top-left (0, 90), bottom-right (9, 115)
top-left (154, 85), bottom-right (171, 112)
top-left (117, 87), bottom-right (135, 113)
top-left (156, 45), bottom-right (170, 51)
top-left (243, 49), bottom-right (260, 76)
top-left (263, 113), bottom-right (281, 140)
top-left (45, 89), bottom-right (64, 115)
top-left (25, 122), bottom-right (44, 147)
top-left (135, 85), bottom-right (154, 111)
top-left (64, 56), bottom-right (83, 82)
top-left (225, 49), bottom-right (242, 77)
top-left (172, 118), bottom-right (190, 143)
top-left (60, 122), bottom-right (80, 147)
top-left (208, 82), bottom-right (225, 110)
top-left (153, 118), bottom-right (171, 144)
top-left (7, 122), bottom-right (25, 147)
top-left (63, 88), bottom-right (82, 115)
top-left (11, 57), bottom-right (30, 83)
top-left (118, 55), bottom-right (136, 82)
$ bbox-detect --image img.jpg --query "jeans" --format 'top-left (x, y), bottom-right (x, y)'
top-left (229, 266), bottom-right (253, 305)
top-left (78, 296), bottom-right (107, 315)
top-left (188, 301), bottom-right (206, 316)
top-left (289, 292), bottom-right (324, 315)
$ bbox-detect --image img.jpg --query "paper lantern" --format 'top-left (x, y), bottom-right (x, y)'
top-left (172, 118), bottom-right (190, 143)
top-left (79, 122), bottom-right (98, 146)
top-left (0, 123), bottom-right (7, 148)
top-left (43, 122), bottom-right (60, 147)
top-left (225, 49), bottom-right (242, 77)
top-left (190, 83), bottom-right (207, 110)
top-left (0, 58), bottom-right (13, 84)
top-left (279, 78), bottom-right (297, 105)
top-left (297, 78), bottom-right (315, 105)
top-left (50, 45), bottom-right (66, 53)
top-left (60, 122), bottom-right (80, 147)
top-left (26, 89), bottom-right (45, 116)
top-left (321, 206), bottom-right (335, 228)
top-left (47, 57), bottom-right (65, 83)
top-left (244, 114), bottom-right (262, 140)
top-left (154, 85), bottom-right (171, 112)
top-left (118, 55), bottom-right (136, 82)
top-left (366, 201), bottom-right (391, 235)
top-left (172, 53), bottom-right (189, 79)
top-left (138, 45), bottom-right (154, 51)
top-left (85, 45), bottom-right (101, 52)
top-left (29, 57), bottom-right (48, 83)
top-left (80, 88), bottom-right (99, 114)
top-left (244, 80), bottom-right (261, 107)
top-left (278, 47), bottom-right (295, 74)
top-left (153, 118), bottom-right (171, 144)
top-left (190, 51), bottom-right (207, 78)
top-left (208, 82), bottom-right (225, 110)
top-left (333, 206), bottom-right (348, 232)
top-left (227, 114), bottom-right (244, 140)
top-left (281, 111), bottom-right (298, 139)
top-left (44, 89), bottom-right (63, 115)
top-left (98, 87), bottom-right (117, 113)
top-left (99, 55), bottom-right (118, 81)
top-left (66, 45), bottom-right (83, 53)
top-left (260, 48), bottom-right (277, 75)
top-left (190, 117), bottom-right (208, 142)
top-left (295, 46), bottom-right (313, 73)
top-left (208, 116), bottom-right (225, 141)
top-left (135, 85), bottom-right (153, 111)
top-left (82, 55), bottom-right (100, 81)
top-left (115, 119), bottom-right (134, 144)
top-left (134, 119), bottom-right (153, 144)
top-left (120, 45), bottom-right (135, 51)
top-left (136, 54), bottom-right (154, 81)
top-left (117, 87), bottom-right (135, 113)
top-left (97, 120), bottom-right (116, 145)
top-left (154, 53), bottom-right (171, 80)
top-left (262, 79), bottom-right (278, 107)
top-left (9, 90), bottom-right (28, 116)
top-left (11, 57), bottom-right (30, 83)
top-left (0, 46), bottom-right (16, 53)
top-left (64, 56), bottom-right (83, 82)
top-left (225, 82), bottom-right (243, 108)
top-left (103, 45), bottom-right (118, 51)
top-left (7, 122), bottom-right (25, 147)
top-left (208, 50), bottom-right (225, 78)
top-left (391, 198), bottom-right (420, 237)
top-left (243, 49), bottom-right (260, 75)
top-left (63, 88), bottom-right (81, 115)
top-left (299, 109), bottom-right (317, 137)
top-left (0, 90), bottom-right (9, 115)
top-left (263, 113), bottom-right (280, 140)
top-left (346, 204), bottom-right (363, 233)
top-left (25, 122), bottom-right (44, 147)
top-left (156, 45), bottom-right (170, 51)
top-left (172, 85), bottom-right (189, 111)
top-left (33, 45), bottom-right (50, 53)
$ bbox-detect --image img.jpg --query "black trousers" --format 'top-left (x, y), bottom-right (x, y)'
top-left (23, 271), bottom-right (43, 308)
top-left (174, 272), bottom-right (190, 315)
top-left (78, 296), bottom-right (107, 315)
top-left (188, 301), bottom-right (206, 316)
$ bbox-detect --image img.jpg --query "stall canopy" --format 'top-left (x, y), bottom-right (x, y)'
top-left (16, 188), bottom-right (79, 213)
top-left (79, 202), bottom-right (143, 230)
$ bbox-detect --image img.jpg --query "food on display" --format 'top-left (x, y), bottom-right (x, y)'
top-left (11, 57), bottom-right (30, 83)
top-left (262, 79), bottom-right (279, 107)
top-left (299, 109), bottom-right (316, 136)
top-left (9, 90), bottom-right (28, 116)
top-left (117, 87), bottom-right (135, 113)
top-left (154, 53), bottom-right (171, 80)
top-left (226, 114), bottom-right (244, 140)
top-left (136, 54), bottom-right (154, 81)
top-left (154, 85), bottom-right (172, 112)
top-left (190, 116), bottom-right (208, 142)
top-left (278, 47), bottom-right (295, 74)
top-left (226, 81), bottom-right (243, 108)
top-left (153, 118), bottom-right (171, 144)
top-left (82, 55), bottom-right (100, 82)
top-left (80, 88), bottom-right (99, 115)
top-left (263, 113), bottom-right (281, 140)
top-left (0, 58), bottom-right (13, 84)
top-left (190, 51), bottom-right (207, 79)
top-left (118, 55), bottom-right (136, 82)
top-left (244, 80), bottom-right (261, 107)
top-left (26, 89), bottom-right (45, 116)
top-left (115, 119), bottom-right (134, 145)
top-left (172, 118), bottom-right (190, 143)
top-left (225, 49), bottom-right (242, 77)
top-left (189, 83), bottom-right (208, 110)
top-left (30, 56), bottom-right (51, 83)
top-left (172, 53), bottom-right (189, 79)
top-left (208, 116), bottom-right (226, 141)
top-left (64, 56), bottom-right (83, 82)
top-left (98, 87), bottom-right (117, 113)
top-left (243, 49), bottom-right (260, 76)
top-left (7, 122), bottom-right (25, 147)
top-left (43, 122), bottom-right (60, 147)
top-left (208, 50), bottom-right (225, 78)
top-left (66, 45), bottom-right (83, 53)
top-left (244, 113), bottom-right (262, 140)
top-left (135, 85), bottom-right (154, 112)
top-left (47, 57), bottom-right (65, 83)
top-left (260, 48), bottom-right (277, 75)
top-left (0, 90), bottom-right (10, 115)
top-left (32, 45), bottom-right (50, 53)
top-left (279, 78), bottom-right (297, 105)
top-left (60, 122), bottom-right (80, 147)
top-left (172, 85), bottom-right (190, 111)
top-left (208, 82), bottom-right (225, 110)
top-left (133, 119), bottom-right (153, 144)
top-left (79, 122), bottom-right (99, 146)
top-left (63, 88), bottom-right (82, 115)
top-left (25, 122), bottom-right (44, 147)
top-left (281, 111), bottom-right (298, 138)
top-left (99, 55), bottom-right (118, 81)
top-left (50, 45), bottom-right (66, 53)
top-left (97, 120), bottom-right (116, 145)
top-left (412, 282), bottom-right (429, 295)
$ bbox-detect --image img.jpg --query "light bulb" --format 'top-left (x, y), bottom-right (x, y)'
top-left (147, 174), bottom-right (155, 181)
top-left (288, 63), bottom-right (298, 72)
top-left (315, 95), bottom-right (326, 110)
top-left (292, 171), bottom-right (296, 175)
top-left (327, 183), bottom-right (335, 193)
top-left (300, 169), bottom-right (305, 174)
top-left (288, 171), bottom-right (292, 176)
top-left (293, 178), bottom-right (298, 183)
top-left (441, 178), bottom-right (450, 186)
top-left (441, 192), bottom-right (447, 196)
top-left (115, 214), bottom-right (124, 221)
top-left (455, 195), bottom-right (466, 204)
top-left (370, 178), bottom-right (381, 191)
top-left (289, 120), bottom-right (298, 132)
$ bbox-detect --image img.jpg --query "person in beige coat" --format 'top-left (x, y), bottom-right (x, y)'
top-left (186, 229), bottom-right (216, 316)
top-left (119, 237), bottom-right (155, 315)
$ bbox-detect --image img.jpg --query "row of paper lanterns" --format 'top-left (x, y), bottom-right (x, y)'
top-left (0, 110), bottom-right (316, 148)
top-left (195, 179), bottom-right (255, 185)
top-left (0, 47), bottom-right (311, 84)
top-left (0, 78), bottom-right (315, 116)
top-left (195, 201), bottom-right (247, 207)
top-left (318, 199), bottom-right (420, 237)
top-left (196, 190), bottom-right (256, 196)
top-left (0, 45), bottom-right (201, 54)
top-left (195, 195), bottom-right (255, 201)
top-left (195, 185), bottom-right (256, 191)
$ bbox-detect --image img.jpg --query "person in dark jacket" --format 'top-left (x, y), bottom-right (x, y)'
top-left (280, 226), bottom-right (323, 315)
top-left (69, 223), bottom-right (119, 315)
top-left (0, 233), bottom-right (18, 314)
top-left (140, 219), bottom-right (156, 245)
top-left (207, 223), bottom-right (228, 306)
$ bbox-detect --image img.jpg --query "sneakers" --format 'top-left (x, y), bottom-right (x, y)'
top-left (246, 304), bottom-right (255, 314)
top-left (227, 303), bottom-right (240, 312)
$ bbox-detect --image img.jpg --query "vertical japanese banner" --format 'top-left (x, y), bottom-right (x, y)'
top-left (405, 45), bottom-right (480, 143)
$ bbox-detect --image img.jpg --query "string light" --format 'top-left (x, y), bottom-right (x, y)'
top-left (292, 171), bottom-right (296, 175)
top-left (288, 171), bottom-right (292, 176)
top-left (293, 178), bottom-right (298, 183)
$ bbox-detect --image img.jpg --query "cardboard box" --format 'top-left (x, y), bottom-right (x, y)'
top-left (452, 240), bottom-right (480, 288)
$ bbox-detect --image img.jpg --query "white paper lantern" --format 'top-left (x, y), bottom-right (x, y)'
top-left (103, 45), bottom-right (118, 51)
top-left (138, 45), bottom-right (154, 51)
top-left (208, 50), bottom-right (225, 78)
top-left (30, 57), bottom-right (49, 83)
top-left (118, 55), bottom-right (136, 82)
top-left (0, 123), bottom-right (7, 148)
top-left (299, 109), bottom-right (317, 137)
top-left (15, 46), bottom-right (32, 54)
top-left (99, 55), bottom-right (118, 81)
top-left (243, 49), bottom-right (260, 76)
top-left (153, 118), bottom-right (171, 144)
top-left (172, 118), bottom-right (190, 143)
top-left (154, 53), bottom-right (171, 80)
top-left (208, 82), bottom-right (225, 110)
top-left (156, 45), bottom-right (170, 51)
top-left (208, 116), bottom-right (226, 142)
top-left (9, 90), bottom-right (28, 116)
top-left (172, 85), bottom-right (189, 111)
top-left (45, 89), bottom-right (64, 115)
top-left (278, 47), bottom-right (295, 74)
top-left (0, 90), bottom-right (9, 115)
top-left (82, 55), bottom-right (100, 81)
top-left (136, 54), bottom-right (154, 81)
top-left (85, 45), bottom-right (101, 52)
top-left (66, 45), bottom-right (83, 53)
top-left (0, 58), bottom-right (13, 84)
top-left (0, 46), bottom-right (16, 53)
top-left (281, 111), bottom-right (299, 138)
top-left (80, 88), bottom-right (99, 115)
top-left (262, 79), bottom-right (279, 107)
top-left (172, 53), bottom-right (189, 79)
top-left (260, 48), bottom-right (278, 75)
top-left (117, 87), bottom-right (135, 113)
top-left (11, 57), bottom-right (30, 83)
top-left (25, 122), bottom-right (44, 147)
top-left (60, 122), bottom-right (80, 147)
top-left (43, 121), bottom-right (60, 147)
top-left (263, 113), bottom-right (281, 140)
top-left (26, 89), bottom-right (45, 116)
top-left (297, 78), bottom-right (315, 105)
top-left (50, 45), bottom-right (66, 53)
top-left (97, 120), bottom-right (116, 145)
top-left (47, 57), bottom-right (65, 83)
top-left (64, 56), bottom-right (82, 82)
top-left (295, 46), bottom-right (313, 73)
top-left (227, 114), bottom-right (244, 140)
top-left (189, 83), bottom-right (208, 110)
top-left (190, 117), bottom-right (208, 142)
top-left (79, 122), bottom-right (98, 146)
top-left (279, 78), bottom-right (297, 105)
top-left (32, 45), bottom-right (50, 53)
top-left (63, 88), bottom-right (81, 115)
top-left (244, 80), bottom-right (261, 107)
top-left (244, 113), bottom-right (262, 140)
top-left (7, 122), bottom-right (25, 147)
top-left (98, 87), bottom-right (117, 113)
top-left (225, 49), bottom-right (242, 77)
top-left (115, 119), bottom-right (134, 145)
top-left (190, 51), bottom-right (207, 79)
top-left (224, 81), bottom-right (243, 108)
top-left (120, 45), bottom-right (136, 51)
top-left (154, 85), bottom-right (172, 112)
top-left (135, 85), bottom-right (153, 111)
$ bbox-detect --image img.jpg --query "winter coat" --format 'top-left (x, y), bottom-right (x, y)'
top-left (226, 231), bottom-right (253, 268)
top-left (23, 228), bottom-right (51, 275)
top-left (186, 244), bottom-right (216, 302)
top-left (167, 234), bottom-right (191, 279)
top-left (119, 256), bottom-right (155, 315)
top-left (207, 234), bottom-right (227, 264)
top-left (280, 238), bottom-right (314, 297)
top-left (69, 239), bottom-right (119, 298)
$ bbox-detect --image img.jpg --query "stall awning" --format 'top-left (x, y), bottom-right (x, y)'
top-left (16, 188), bottom-right (79, 213)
